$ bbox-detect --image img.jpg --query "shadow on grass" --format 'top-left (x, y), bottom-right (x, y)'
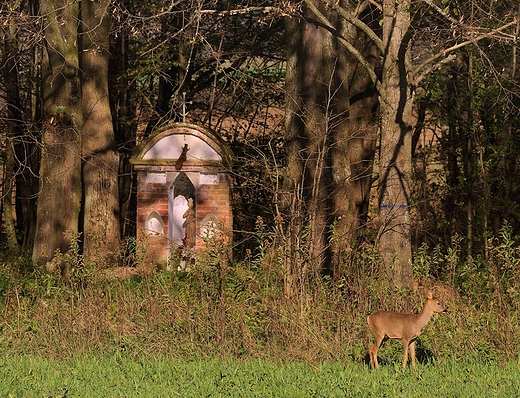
top-left (364, 339), bottom-right (436, 369)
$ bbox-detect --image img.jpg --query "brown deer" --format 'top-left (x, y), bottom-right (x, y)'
top-left (367, 292), bottom-right (447, 369)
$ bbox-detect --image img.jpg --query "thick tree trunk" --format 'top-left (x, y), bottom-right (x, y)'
top-left (32, 0), bottom-right (82, 266)
top-left (377, 0), bottom-right (413, 288)
top-left (284, 8), bottom-right (336, 294)
top-left (329, 6), bottom-right (379, 278)
top-left (283, 2), bottom-right (379, 293)
top-left (80, 0), bottom-right (121, 265)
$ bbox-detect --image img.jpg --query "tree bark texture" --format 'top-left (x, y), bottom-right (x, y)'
top-left (32, 0), bottom-right (82, 265)
top-left (284, 8), bottom-right (336, 290)
top-left (377, 0), bottom-right (413, 288)
top-left (328, 3), bottom-right (379, 277)
top-left (283, 1), bottom-right (378, 291)
top-left (80, 0), bottom-right (121, 264)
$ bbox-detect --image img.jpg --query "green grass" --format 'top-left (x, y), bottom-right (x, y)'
top-left (1, 238), bottom-right (520, 397)
top-left (0, 354), bottom-right (519, 397)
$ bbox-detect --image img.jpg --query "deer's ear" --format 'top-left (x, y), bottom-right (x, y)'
top-left (426, 291), bottom-right (433, 299)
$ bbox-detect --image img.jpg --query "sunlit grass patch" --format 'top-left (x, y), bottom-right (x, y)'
top-left (0, 355), bottom-right (519, 397)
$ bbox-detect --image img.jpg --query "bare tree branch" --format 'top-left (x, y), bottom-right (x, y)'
top-left (410, 19), bottom-right (518, 84)
top-left (421, 0), bottom-right (460, 26)
top-left (412, 54), bottom-right (457, 86)
top-left (303, 0), bottom-right (381, 91)
top-left (325, 0), bottom-right (384, 53)
top-left (197, 6), bottom-right (290, 17)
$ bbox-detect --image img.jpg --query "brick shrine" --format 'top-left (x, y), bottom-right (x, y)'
top-left (130, 122), bottom-right (234, 269)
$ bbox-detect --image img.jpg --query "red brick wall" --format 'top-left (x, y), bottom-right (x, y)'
top-left (136, 167), bottom-right (233, 267)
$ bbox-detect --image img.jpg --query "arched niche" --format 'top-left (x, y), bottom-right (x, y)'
top-left (145, 211), bottom-right (164, 235)
top-left (168, 172), bottom-right (196, 246)
top-left (200, 214), bottom-right (219, 241)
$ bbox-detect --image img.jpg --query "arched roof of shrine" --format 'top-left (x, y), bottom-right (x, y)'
top-left (131, 122), bottom-right (234, 167)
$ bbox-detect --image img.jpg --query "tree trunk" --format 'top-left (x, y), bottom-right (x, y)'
top-left (17, 0), bottom-right (41, 248)
top-left (32, 0), bottom-right (82, 266)
top-left (1, 22), bottom-right (22, 252)
top-left (110, 25), bottom-right (138, 239)
top-left (377, 0), bottom-right (413, 288)
top-left (329, 5), bottom-right (379, 278)
top-left (283, 2), bottom-right (378, 293)
top-left (284, 8), bottom-right (335, 293)
top-left (80, 0), bottom-right (121, 265)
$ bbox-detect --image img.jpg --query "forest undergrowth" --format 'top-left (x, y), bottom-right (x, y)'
top-left (0, 224), bottom-right (519, 366)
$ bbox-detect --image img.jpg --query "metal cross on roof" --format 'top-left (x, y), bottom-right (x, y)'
top-left (180, 92), bottom-right (192, 122)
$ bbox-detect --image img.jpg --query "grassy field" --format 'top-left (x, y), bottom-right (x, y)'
top-left (1, 234), bottom-right (520, 397)
top-left (1, 354), bottom-right (519, 397)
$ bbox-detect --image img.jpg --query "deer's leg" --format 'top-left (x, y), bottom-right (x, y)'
top-left (369, 335), bottom-right (383, 369)
top-left (368, 343), bottom-right (377, 369)
top-left (409, 340), bottom-right (416, 369)
top-left (402, 340), bottom-right (409, 369)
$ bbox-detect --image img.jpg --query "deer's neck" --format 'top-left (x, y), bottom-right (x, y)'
top-left (415, 306), bottom-right (434, 331)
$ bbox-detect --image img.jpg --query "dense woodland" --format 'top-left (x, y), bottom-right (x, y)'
top-left (1, 0), bottom-right (520, 342)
